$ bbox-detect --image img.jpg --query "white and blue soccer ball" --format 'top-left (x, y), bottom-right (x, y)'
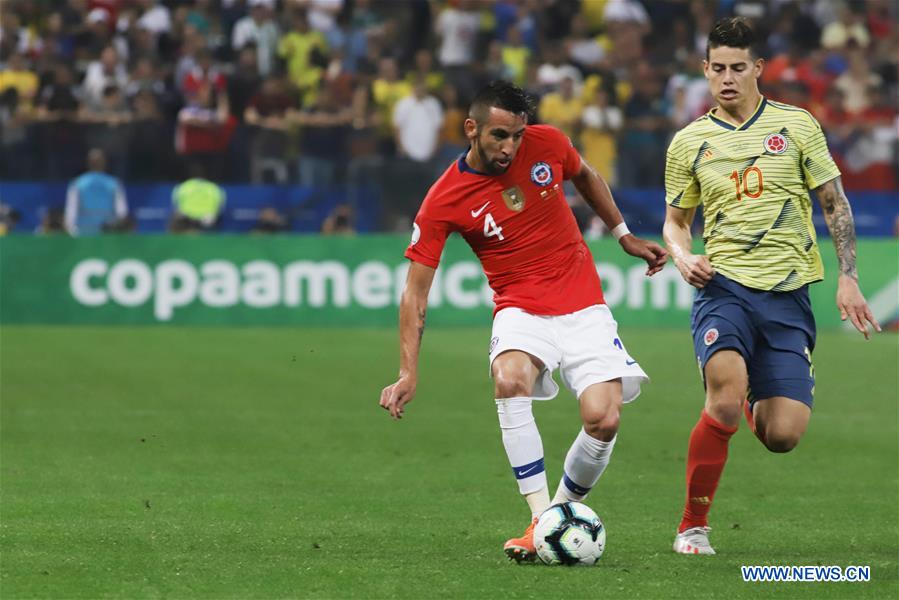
top-left (534, 502), bottom-right (606, 566)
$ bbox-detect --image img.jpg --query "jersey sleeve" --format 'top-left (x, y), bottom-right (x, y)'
top-left (532, 124), bottom-right (581, 178)
top-left (798, 114), bottom-right (841, 190)
top-left (554, 127), bottom-right (582, 179)
top-left (664, 132), bottom-right (702, 209)
top-left (404, 193), bottom-right (455, 269)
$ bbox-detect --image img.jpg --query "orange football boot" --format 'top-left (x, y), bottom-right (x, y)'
top-left (503, 516), bottom-right (539, 563)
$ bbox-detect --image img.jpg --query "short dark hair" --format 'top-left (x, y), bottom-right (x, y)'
top-left (468, 80), bottom-right (534, 125)
top-left (706, 17), bottom-right (758, 60)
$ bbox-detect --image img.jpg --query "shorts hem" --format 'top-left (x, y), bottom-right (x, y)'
top-left (573, 373), bottom-right (649, 404)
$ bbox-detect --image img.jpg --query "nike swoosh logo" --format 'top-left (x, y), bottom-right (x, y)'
top-left (625, 359), bottom-right (637, 366)
top-left (471, 202), bottom-right (490, 217)
top-left (516, 465), bottom-right (539, 477)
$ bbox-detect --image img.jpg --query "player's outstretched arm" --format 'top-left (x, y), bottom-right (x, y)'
top-left (814, 176), bottom-right (881, 339)
top-left (380, 261), bottom-right (437, 419)
top-left (663, 204), bottom-right (715, 288)
top-left (570, 159), bottom-right (668, 276)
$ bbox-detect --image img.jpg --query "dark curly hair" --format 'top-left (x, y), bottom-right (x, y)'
top-left (706, 17), bottom-right (759, 60)
top-left (468, 80), bottom-right (535, 126)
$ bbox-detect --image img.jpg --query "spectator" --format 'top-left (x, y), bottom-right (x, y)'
top-left (170, 166), bottom-right (226, 233)
top-left (128, 89), bottom-right (171, 181)
top-left (321, 204), bottom-right (355, 235)
top-left (840, 85), bottom-right (897, 191)
top-left (40, 206), bottom-right (67, 235)
top-left (834, 49), bottom-right (882, 114)
top-left (252, 206), bottom-right (289, 233)
top-left (0, 53), bottom-right (39, 110)
top-left (228, 45), bottom-right (262, 122)
top-left (580, 86), bottom-right (623, 186)
top-left (345, 83), bottom-right (384, 210)
top-left (186, 0), bottom-right (216, 37)
top-left (536, 43), bottom-right (582, 93)
top-left (393, 76), bottom-right (444, 163)
top-left (617, 62), bottom-right (670, 187)
top-left (0, 87), bottom-right (35, 179)
top-left (434, 0), bottom-right (480, 102)
top-left (232, 0), bottom-right (279, 77)
top-left (406, 48), bottom-right (444, 94)
top-left (278, 9), bottom-right (328, 108)
top-left (763, 47), bottom-right (832, 106)
top-left (124, 57), bottom-right (165, 104)
top-left (245, 76), bottom-right (294, 183)
top-left (538, 76), bottom-right (583, 140)
top-left (296, 0), bottom-right (345, 36)
top-left (293, 84), bottom-right (352, 187)
top-left (0, 203), bottom-right (21, 236)
top-left (64, 148), bottom-right (128, 236)
top-left (82, 45), bottom-right (128, 109)
top-left (135, 0), bottom-right (173, 38)
top-left (501, 24), bottom-right (531, 86)
top-left (371, 56), bottom-right (412, 154)
top-left (182, 48), bottom-right (227, 102)
top-left (865, 0), bottom-right (894, 41)
top-left (566, 13), bottom-right (606, 73)
top-left (820, 2), bottom-right (870, 50)
top-left (36, 63), bottom-right (83, 179)
top-left (436, 83), bottom-right (467, 164)
top-left (80, 85), bottom-right (132, 177)
top-left (175, 83), bottom-right (235, 180)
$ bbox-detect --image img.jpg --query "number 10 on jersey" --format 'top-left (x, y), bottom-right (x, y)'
top-left (729, 166), bottom-right (764, 201)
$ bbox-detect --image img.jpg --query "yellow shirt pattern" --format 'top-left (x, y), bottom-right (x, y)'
top-left (665, 98), bottom-right (841, 291)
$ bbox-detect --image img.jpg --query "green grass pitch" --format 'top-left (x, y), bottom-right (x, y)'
top-left (1, 326), bottom-right (897, 598)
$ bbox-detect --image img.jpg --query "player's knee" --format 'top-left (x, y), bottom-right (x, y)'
top-left (762, 428), bottom-right (802, 453)
top-left (704, 394), bottom-right (743, 426)
top-left (583, 409), bottom-right (619, 440)
top-left (494, 372), bottom-right (531, 399)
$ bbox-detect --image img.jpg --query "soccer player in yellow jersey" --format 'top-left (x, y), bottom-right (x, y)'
top-left (663, 18), bottom-right (881, 555)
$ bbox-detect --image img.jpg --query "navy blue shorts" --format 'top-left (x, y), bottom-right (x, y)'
top-left (691, 274), bottom-right (817, 407)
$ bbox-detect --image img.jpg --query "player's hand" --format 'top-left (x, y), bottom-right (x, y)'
top-left (619, 235), bottom-right (668, 276)
top-left (836, 275), bottom-right (881, 339)
top-left (379, 374), bottom-right (417, 420)
top-left (674, 253), bottom-right (715, 288)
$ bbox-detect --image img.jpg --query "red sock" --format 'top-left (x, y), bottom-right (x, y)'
top-left (679, 410), bottom-right (737, 532)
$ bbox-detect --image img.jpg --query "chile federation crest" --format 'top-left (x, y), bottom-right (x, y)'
top-left (530, 162), bottom-right (553, 186)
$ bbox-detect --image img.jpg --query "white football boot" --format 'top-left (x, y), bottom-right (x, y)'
top-left (673, 526), bottom-right (716, 555)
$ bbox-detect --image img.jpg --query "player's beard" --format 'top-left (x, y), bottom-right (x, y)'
top-left (475, 140), bottom-right (511, 175)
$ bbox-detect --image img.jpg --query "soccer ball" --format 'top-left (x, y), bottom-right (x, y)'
top-left (534, 502), bottom-right (606, 566)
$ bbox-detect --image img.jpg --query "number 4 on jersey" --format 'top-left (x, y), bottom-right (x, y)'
top-left (483, 213), bottom-right (504, 240)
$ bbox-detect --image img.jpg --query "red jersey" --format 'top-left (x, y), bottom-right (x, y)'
top-left (405, 124), bottom-right (605, 315)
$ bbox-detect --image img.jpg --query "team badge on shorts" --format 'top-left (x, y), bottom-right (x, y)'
top-left (703, 328), bottom-right (719, 346)
top-left (530, 162), bottom-right (553, 186)
top-left (763, 132), bottom-right (788, 154)
top-left (489, 336), bottom-right (499, 354)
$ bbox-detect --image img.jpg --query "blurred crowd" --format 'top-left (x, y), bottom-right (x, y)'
top-left (0, 0), bottom-right (896, 207)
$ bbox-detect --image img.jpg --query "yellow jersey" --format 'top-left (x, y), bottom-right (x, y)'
top-left (665, 97), bottom-right (841, 291)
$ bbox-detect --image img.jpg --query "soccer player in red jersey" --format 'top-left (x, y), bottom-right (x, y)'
top-left (379, 81), bottom-right (668, 562)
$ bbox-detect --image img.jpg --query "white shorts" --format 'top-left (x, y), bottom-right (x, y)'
top-left (488, 304), bottom-right (648, 403)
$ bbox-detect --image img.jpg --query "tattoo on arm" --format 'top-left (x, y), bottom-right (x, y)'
top-left (417, 308), bottom-right (426, 344)
top-left (816, 177), bottom-right (857, 279)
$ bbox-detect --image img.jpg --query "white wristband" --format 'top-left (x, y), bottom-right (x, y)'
top-left (611, 222), bottom-right (631, 241)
